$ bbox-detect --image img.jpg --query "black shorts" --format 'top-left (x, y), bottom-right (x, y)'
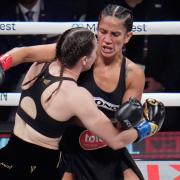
top-left (59, 148), bottom-right (144, 180)
top-left (0, 134), bottom-right (60, 180)
top-left (59, 127), bottom-right (144, 180)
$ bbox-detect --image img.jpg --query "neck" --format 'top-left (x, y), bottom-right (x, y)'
top-left (97, 52), bottom-right (123, 67)
top-left (125, 0), bottom-right (143, 8)
top-left (19, 0), bottom-right (38, 9)
top-left (63, 68), bottom-right (80, 81)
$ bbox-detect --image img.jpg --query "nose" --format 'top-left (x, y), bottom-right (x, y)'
top-left (103, 34), bottom-right (112, 44)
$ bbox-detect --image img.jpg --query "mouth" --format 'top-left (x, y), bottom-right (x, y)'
top-left (101, 45), bottom-right (114, 54)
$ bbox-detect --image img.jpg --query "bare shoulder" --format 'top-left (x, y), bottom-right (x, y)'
top-left (68, 86), bottom-right (95, 107)
top-left (66, 85), bottom-right (97, 117)
top-left (122, 58), bottom-right (145, 101)
top-left (26, 62), bottom-right (45, 74)
top-left (22, 62), bottom-right (45, 86)
top-left (73, 86), bottom-right (94, 101)
top-left (125, 58), bottom-right (145, 78)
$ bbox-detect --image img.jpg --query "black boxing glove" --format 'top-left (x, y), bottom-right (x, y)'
top-left (114, 97), bottom-right (143, 129)
top-left (143, 98), bottom-right (165, 131)
top-left (134, 98), bottom-right (165, 142)
top-left (0, 54), bottom-right (13, 86)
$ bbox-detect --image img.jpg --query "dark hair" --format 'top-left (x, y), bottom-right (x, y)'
top-left (56, 27), bottom-right (95, 69)
top-left (46, 27), bottom-right (95, 101)
top-left (23, 27), bottom-right (95, 101)
top-left (98, 4), bottom-right (133, 32)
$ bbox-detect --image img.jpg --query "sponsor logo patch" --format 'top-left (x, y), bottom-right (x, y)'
top-left (79, 130), bottom-right (107, 150)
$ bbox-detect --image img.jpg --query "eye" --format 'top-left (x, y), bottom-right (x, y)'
top-left (111, 32), bottom-right (121, 37)
top-left (99, 29), bottom-right (107, 35)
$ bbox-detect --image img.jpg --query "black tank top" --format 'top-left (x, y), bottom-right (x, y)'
top-left (59, 57), bottom-right (144, 180)
top-left (78, 57), bottom-right (126, 119)
top-left (17, 65), bottom-right (75, 138)
top-left (60, 57), bottom-right (126, 151)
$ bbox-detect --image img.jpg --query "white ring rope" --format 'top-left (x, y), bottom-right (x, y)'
top-left (0, 21), bottom-right (180, 107)
top-left (0, 93), bottom-right (180, 107)
top-left (0, 21), bottom-right (180, 35)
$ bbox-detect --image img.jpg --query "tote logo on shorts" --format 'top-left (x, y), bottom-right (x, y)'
top-left (79, 130), bottom-right (107, 150)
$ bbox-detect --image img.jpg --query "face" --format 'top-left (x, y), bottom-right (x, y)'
top-left (83, 38), bottom-right (98, 71)
top-left (97, 16), bottom-right (132, 59)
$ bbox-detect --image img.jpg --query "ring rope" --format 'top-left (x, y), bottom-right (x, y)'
top-left (0, 21), bottom-right (180, 35)
top-left (0, 21), bottom-right (180, 107)
top-left (0, 93), bottom-right (180, 107)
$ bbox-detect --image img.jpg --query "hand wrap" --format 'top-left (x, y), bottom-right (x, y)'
top-left (0, 54), bottom-right (13, 86)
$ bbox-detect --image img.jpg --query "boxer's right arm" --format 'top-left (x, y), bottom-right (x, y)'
top-left (0, 43), bottom-right (56, 86)
top-left (70, 88), bottom-right (139, 150)
top-left (0, 63), bottom-right (5, 86)
top-left (3, 43), bottom-right (56, 66)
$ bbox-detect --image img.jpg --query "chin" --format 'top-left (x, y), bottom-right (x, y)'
top-left (101, 52), bottom-right (114, 59)
top-left (82, 67), bottom-right (91, 72)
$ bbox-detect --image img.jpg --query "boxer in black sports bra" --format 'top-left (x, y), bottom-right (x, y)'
top-left (0, 26), bottom-right (144, 180)
top-left (0, 27), bottom-right (101, 179)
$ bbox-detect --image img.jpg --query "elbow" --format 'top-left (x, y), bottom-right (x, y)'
top-left (12, 47), bottom-right (25, 53)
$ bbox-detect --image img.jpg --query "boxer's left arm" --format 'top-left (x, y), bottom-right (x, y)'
top-left (122, 61), bottom-right (145, 102)
top-left (114, 61), bottom-right (145, 130)
top-left (114, 97), bottom-right (143, 129)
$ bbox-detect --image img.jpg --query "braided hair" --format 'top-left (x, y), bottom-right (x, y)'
top-left (23, 27), bottom-right (96, 102)
top-left (47, 27), bottom-right (96, 101)
top-left (98, 4), bottom-right (133, 32)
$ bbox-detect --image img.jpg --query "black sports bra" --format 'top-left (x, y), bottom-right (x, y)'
top-left (17, 67), bottom-right (75, 138)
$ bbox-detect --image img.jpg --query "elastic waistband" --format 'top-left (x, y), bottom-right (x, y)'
top-left (7, 133), bottom-right (60, 159)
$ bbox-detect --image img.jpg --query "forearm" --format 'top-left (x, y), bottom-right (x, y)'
top-left (5, 47), bottom-right (31, 66)
top-left (5, 43), bottom-right (56, 67)
top-left (0, 43), bottom-right (56, 85)
top-left (111, 128), bottom-right (138, 150)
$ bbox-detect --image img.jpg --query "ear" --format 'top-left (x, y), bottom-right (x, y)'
top-left (124, 32), bottom-right (133, 44)
top-left (81, 56), bottom-right (87, 67)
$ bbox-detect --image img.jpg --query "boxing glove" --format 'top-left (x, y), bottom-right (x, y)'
top-left (0, 54), bottom-right (13, 86)
top-left (0, 63), bottom-right (5, 86)
top-left (134, 98), bottom-right (165, 142)
top-left (114, 97), bottom-right (143, 129)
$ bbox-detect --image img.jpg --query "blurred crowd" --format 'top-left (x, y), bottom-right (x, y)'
top-left (0, 0), bottom-right (180, 131)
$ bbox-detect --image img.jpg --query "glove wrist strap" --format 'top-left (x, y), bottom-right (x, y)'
top-left (134, 120), bottom-right (151, 142)
top-left (0, 54), bottom-right (13, 71)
